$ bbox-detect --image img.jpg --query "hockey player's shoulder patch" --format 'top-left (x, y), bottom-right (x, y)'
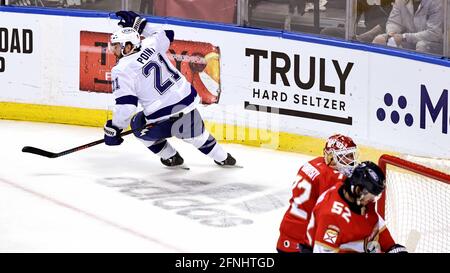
top-left (323, 225), bottom-right (340, 245)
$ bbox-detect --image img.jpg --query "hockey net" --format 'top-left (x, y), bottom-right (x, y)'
top-left (377, 154), bottom-right (450, 253)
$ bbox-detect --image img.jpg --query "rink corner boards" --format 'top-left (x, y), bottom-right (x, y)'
top-left (0, 101), bottom-right (393, 162)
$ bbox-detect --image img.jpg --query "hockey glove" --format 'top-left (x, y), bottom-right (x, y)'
top-left (115, 10), bottom-right (147, 34)
top-left (104, 120), bottom-right (124, 146)
top-left (298, 244), bottom-right (312, 253)
top-left (386, 244), bottom-right (408, 253)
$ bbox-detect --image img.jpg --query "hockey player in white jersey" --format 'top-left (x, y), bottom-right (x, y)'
top-left (104, 11), bottom-right (236, 168)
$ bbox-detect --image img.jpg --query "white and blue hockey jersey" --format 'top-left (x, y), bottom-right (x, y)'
top-left (111, 25), bottom-right (200, 129)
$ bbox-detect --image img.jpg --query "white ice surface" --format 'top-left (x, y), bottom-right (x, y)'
top-left (0, 120), bottom-right (312, 253)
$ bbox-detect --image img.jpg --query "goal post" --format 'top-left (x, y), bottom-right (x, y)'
top-left (377, 154), bottom-right (450, 253)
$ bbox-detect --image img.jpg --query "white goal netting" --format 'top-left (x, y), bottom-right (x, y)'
top-left (381, 155), bottom-right (450, 253)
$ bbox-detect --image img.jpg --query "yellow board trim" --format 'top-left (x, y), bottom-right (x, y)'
top-left (0, 101), bottom-right (394, 162)
top-left (0, 102), bottom-right (110, 127)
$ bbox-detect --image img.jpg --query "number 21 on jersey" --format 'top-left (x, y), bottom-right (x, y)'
top-left (142, 53), bottom-right (180, 95)
top-left (289, 176), bottom-right (312, 220)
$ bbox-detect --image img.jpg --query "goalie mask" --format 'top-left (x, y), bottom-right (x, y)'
top-left (345, 161), bottom-right (386, 206)
top-left (324, 134), bottom-right (358, 176)
top-left (109, 27), bottom-right (141, 57)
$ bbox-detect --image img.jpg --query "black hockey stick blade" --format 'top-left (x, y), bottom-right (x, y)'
top-left (218, 164), bottom-right (244, 168)
top-left (21, 123), bottom-right (151, 159)
top-left (22, 146), bottom-right (58, 158)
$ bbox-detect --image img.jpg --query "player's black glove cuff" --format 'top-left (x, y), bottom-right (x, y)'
top-left (386, 244), bottom-right (408, 253)
top-left (298, 244), bottom-right (312, 253)
top-left (104, 120), bottom-right (124, 146)
top-left (116, 10), bottom-right (147, 34)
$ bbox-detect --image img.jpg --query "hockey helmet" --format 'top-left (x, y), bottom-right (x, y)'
top-left (324, 134), bottom-right (358, 176)
top-left (345, 161), bottom-right (386, 205)
top-left (109, 27), bottom-right (141, 56)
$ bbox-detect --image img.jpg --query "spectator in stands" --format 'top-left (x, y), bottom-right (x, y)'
top-left (372, 0), bottom-right (443, 55)
top-left (139, 0), bottom-right (154, 14)
top-left (304, 0), bottom-right (327, 12)
top-left (152, 0), bottom-right (236, 24)
top-left (320, 0), bottom-right (394, 43)
top-left (285, 0), bottom-right (327, 31)
top-left (285, 0), bottom-right (307, 31)
top-left (289, 0), bottom-right (307, 14)
top-left (247, 1), bottom-right (308, 31)
top-left (356, 0), bottom-right (394, 42)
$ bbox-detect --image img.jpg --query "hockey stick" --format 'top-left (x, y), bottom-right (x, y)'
top-left (22, 124), bottom-right (151, 158)
top-left (405, 229), bottom-right (421, 253)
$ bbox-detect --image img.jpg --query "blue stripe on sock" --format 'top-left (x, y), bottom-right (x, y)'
top-left (149, 140), bottom-right (167, 154)
top-left (198, 136), bottom-right (217, 155)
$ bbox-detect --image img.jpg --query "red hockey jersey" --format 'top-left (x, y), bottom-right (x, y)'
top-left (277, 156), bottom-right (346, 252)
top-left (306, 185), bottom-right (395, 253)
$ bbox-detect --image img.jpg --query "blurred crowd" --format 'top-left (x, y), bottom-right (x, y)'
top-left (5, 0), bottom-right (448, 56)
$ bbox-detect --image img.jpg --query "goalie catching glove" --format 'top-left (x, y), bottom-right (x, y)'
top-left (115, 10), bottom-right (147, 34)
top-left (104, 120), bottom-right (124, 146)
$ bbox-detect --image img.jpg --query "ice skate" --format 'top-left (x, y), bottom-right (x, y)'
top-left (161, 152), bottom-right (189, 170)
top-left (214, 153), bottom-right (241, 168)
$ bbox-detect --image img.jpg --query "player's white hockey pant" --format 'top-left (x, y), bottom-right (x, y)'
top-left (130, 109), bottom-right (227, 162)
